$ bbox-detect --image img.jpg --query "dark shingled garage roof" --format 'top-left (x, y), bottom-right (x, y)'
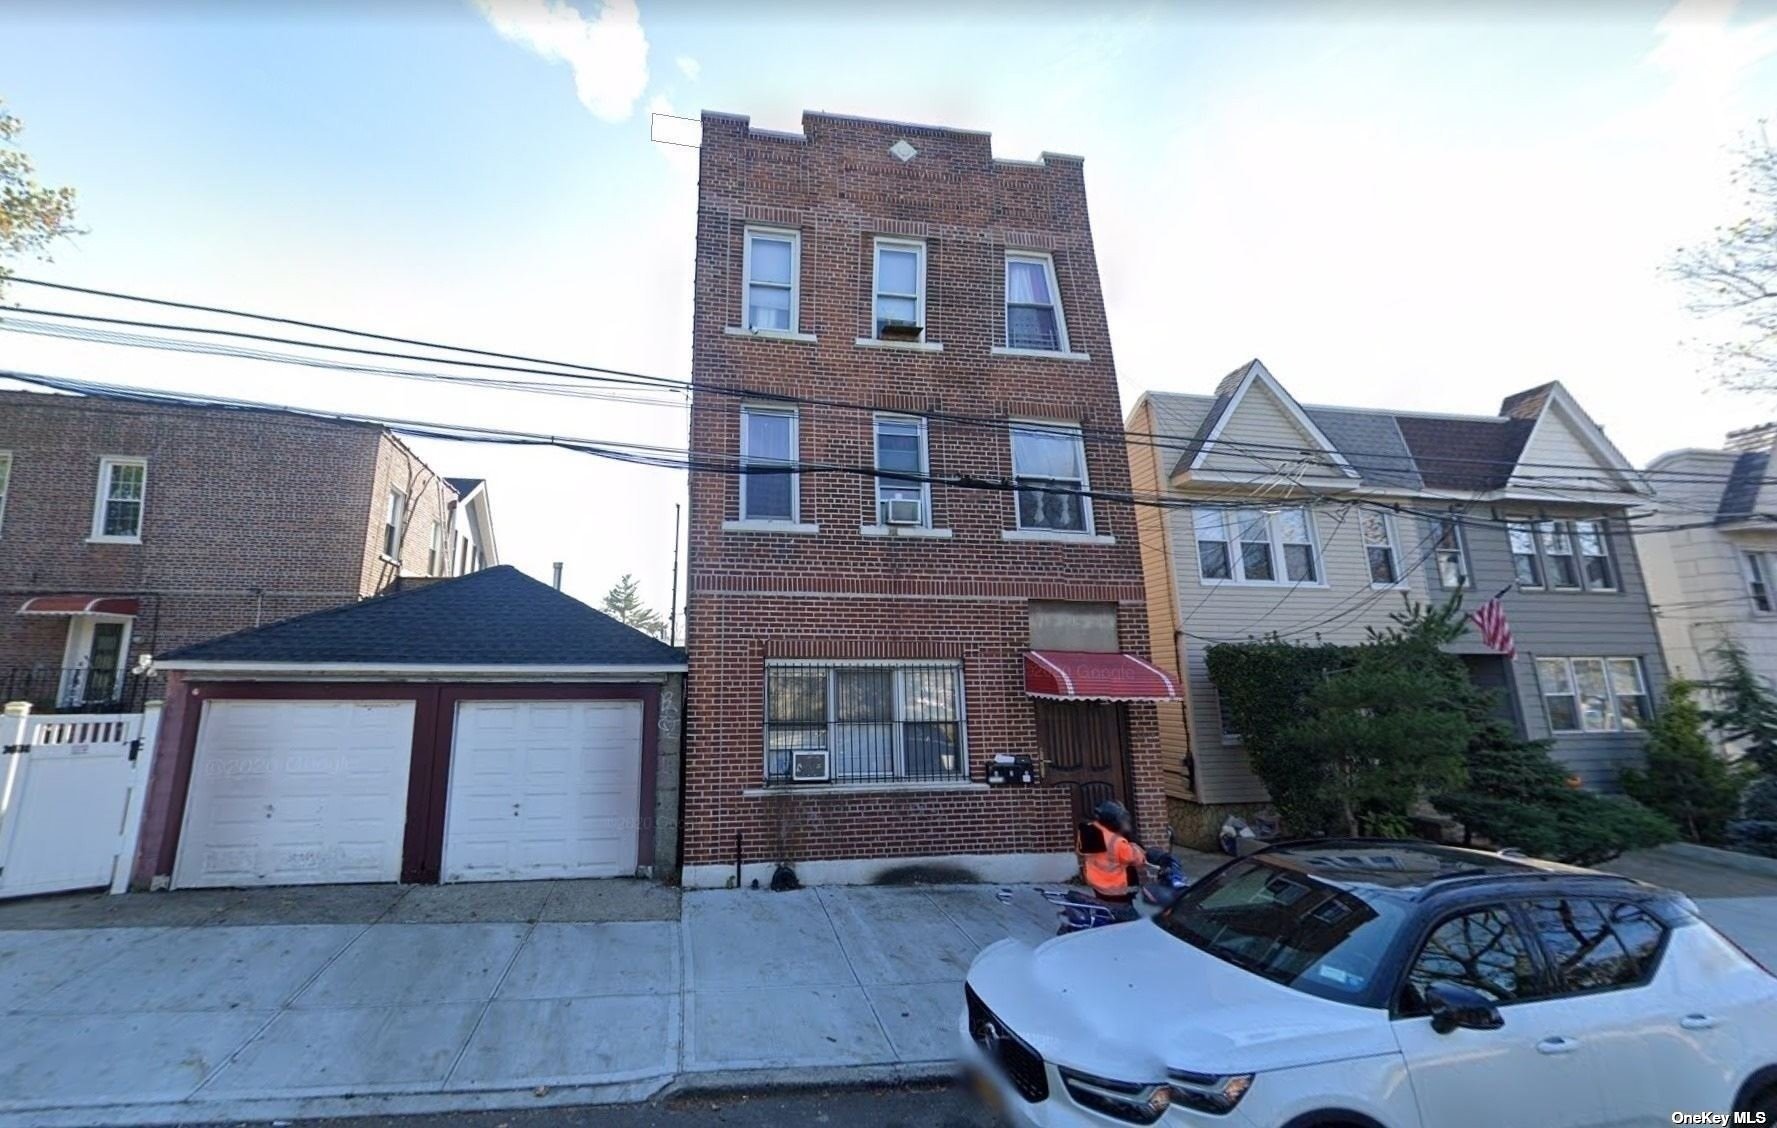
top-left (160, 566), bottom-right (684, 667)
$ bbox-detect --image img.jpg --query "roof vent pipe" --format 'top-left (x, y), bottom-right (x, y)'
top-left (552, 562), bottom-right (563, 590)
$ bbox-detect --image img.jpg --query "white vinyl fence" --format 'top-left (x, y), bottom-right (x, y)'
top-left (0, 702), bottom-right (161, 899)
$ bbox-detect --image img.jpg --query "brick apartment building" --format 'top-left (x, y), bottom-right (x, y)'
top-left (681, 111), bottom-right (1177, 888)
top-left (0, 383), bottom-right (497, 709)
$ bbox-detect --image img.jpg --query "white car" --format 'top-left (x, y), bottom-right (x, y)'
top-left (961, 838), bottom-right (1777, 1127)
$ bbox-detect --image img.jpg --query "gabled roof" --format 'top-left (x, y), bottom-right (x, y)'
top-left (446, 477), bottom-right (485, 500)
top-left (157, 566), bottom-right (683, 670)
top-left (1175, 359), bottom-right (1359, 480)
top-left (1395, 415), bottom-right (1534, 491)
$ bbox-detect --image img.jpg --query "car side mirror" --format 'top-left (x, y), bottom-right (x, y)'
top-left (1425, 982), bottom-right (1505, 1035)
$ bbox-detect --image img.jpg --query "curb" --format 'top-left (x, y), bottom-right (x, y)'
top-left (1657, 842), bottom-right (1777, 882)
top-left (664, 1061), bottom-right (960, 1100)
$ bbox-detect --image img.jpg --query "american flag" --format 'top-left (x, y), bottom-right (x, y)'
top-left (1470, 596), bottom-right (1516, 660)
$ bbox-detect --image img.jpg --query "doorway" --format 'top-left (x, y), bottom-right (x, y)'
top-left (1035, 700), bottom-right (1133, 831)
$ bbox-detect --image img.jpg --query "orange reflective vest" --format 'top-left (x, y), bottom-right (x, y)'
top-left (1082, 821), bottom-right (1143, 898)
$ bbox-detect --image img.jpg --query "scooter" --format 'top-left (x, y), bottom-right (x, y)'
top-left (1027, 831), bottom-right (1190, 934)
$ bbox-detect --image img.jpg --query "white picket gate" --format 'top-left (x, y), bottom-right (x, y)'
top-left (0, 703), bottom-right (160, 899)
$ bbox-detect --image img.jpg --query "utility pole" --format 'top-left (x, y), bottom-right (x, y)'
top-left (669, 502), bottom-right (681, 646)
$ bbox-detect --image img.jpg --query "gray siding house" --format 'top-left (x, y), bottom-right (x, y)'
top-left (1128, 361), bottom-right (1668, 832)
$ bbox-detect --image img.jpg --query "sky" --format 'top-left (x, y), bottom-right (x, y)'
top-left (3, 0), bottom-right (1777, 631)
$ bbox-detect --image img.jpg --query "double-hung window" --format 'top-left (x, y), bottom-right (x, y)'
top-left (1746, 552), bottom-right (1774, 612)
top-left (1361, 510), bottom-right (1401, 586)
top-left (1573, 520), bottom-right (1615, 590)
top-left (0, 452), bottom-right (10, 535)
top-left (764, 661), bottom-right (965, 784)
top-left (1432, 516), bottom-right (1470, 588)
top-left (872, 238), bottom-right (925, 340)
top-left (1509, 521), bottom-right (1543, 587)
top-left (1539, 521), bottom-right (1581, 589)
top-left (740, 406), bottom-right (798, 522)
top-left (1536, 656), bottom-right (1651, 733)
top-left (1010, 423), bottom-right (1090, 533)
top-left (1193, 506), bottom-right (1320, 584)
top-left (873, 415), bottom-right (928, 526)
top-left (1004, 253), bottom-right (1068, 351)
top-left (91, 457), bottom-right (147, 542)
top-left (382, 488), bottom-right (406, 559)
top-left (744, 228), bottom-right (799, 332)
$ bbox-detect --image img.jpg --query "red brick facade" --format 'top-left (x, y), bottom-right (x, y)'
top-left (0, 392), bottom-right (468, 699)
top-left (682, 111), bottom-right (1164, 877)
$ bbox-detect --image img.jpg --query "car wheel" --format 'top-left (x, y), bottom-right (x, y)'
top-left (1750, 1084), bottom-right (1777, 1117)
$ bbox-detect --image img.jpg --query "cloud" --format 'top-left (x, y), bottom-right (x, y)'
top-left (675, 54), bottom-right (700, 81)
top-left (475, 0), bottom-right (649, 122)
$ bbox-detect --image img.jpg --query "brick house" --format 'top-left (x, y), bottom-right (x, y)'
top-left (681, 111), bottom-right (1177, 888)
top-left (0, 381), bottom-right (497, 709)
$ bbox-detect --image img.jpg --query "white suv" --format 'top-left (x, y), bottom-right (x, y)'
top-left (961, 839), bottom-right (1777, 1127)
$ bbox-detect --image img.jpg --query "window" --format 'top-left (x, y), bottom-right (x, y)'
top-left (1216, 689), bottom-right (1241, 743)
top-left (1536, 656), bottom-right (1651, 733)
top-left (744, 228), bottom-right (799, 332)
top-left (1400, 907), bottom-right (1543, 1014)
top-left (1361, 510), bottom-right (1400, 586)
top-left (873, 415), bottom-right (928, 526)
top-left (1526, 900), bottom-right (1641, 993)
top-left (1004, 253), bottom-right (1067, 351)
top-left (1509, 521), bottom-right (1543, 587)
top-left (740, 406), bottom-right (798, 522)
top-left (872, 238), bottom-right (925, 340)
top-left (0, 452), bottom-right (10, 535)
top-left (1539, 521), bottom-right (1580, 589)
top-left (1574, 520), bottom-right (1615, 591)
top-left (428, 520), bottom-right (444, 576)
top-left (1010, 424), bottom-right (1090, 532)
top-left (1193, 506), bottom-right (1321, 584)
top-left (382, 489), bottom-right (407, 559)
top-left (1603, 902), bottom-right (1667, 976)
top-left (1433, 517), bottom-right (1469, 588)
top-left (91, 457), bottom-right (146, 542)
top-left (763, 662), bottom-right (965, 784)
top-left (1746, 552), bottom-right (1773, 613)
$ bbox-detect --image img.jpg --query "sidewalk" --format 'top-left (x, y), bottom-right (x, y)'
top-left (0, 878), bottom-right (1068, 1127)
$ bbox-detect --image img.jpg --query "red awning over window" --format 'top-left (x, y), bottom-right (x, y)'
top-left (1024, 650), bottom-right (1180, 702)
top-left (18, 595), bottom-right (141, 616)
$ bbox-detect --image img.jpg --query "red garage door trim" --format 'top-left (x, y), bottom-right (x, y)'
top-left (152, 680), bottom-right (659, 885)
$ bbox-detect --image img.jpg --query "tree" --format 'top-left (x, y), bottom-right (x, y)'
top-left (1703, 640), bottom-right (1777, 777)
top-left (598, 573), bottom-right (667, 639)
top-left (1669, 127), bottom-right (1777, 392)
top-left (1621, 681), bottom-right (1745, 844)
top-left (0, 100), bottom-right (81, 292)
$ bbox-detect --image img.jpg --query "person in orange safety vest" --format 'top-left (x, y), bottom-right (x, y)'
top-left (1078, 800), bottom-right (1147, 921)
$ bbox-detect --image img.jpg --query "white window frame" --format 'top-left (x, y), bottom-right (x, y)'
top-left (742, 226), bottom-right (800, 334)
top-left (1535, 656), bottom-right (1652, 734)
top-left (1573, 519), bottom-right (1617, 592)
top-left (871, 237), bottom-right (927, 341)
top-left (1538, 520), bottom-right (1582, 590)
top-left (762, 659), bottom-right (968, 786)
top-left (89, 456), bottom-right (147, 544)
top-left (1003, 251), bottom-right (1070, 353)
top-left (740, 405), bottom-right (800, 523)
top-left (1361, 509), bottom-right (1404, 588)
top-left (381, 488), bottom-right (407, 561)
top-left (1009, 421), bottom-right (1093, 535)
top-left (1192, 505), bottom-right (1325, 587)
top-left (0, 451), bottom-right (11, 537)
top-left (1746, 552), bottom-right (1774, 613)
top-left (428, 519), bottom-right (444, 576)
top-left (873, 414), bottom-right (930, 527)
top-left (1432, 515), bottom-right (1471, 589)
top-left (1509, 520), bottom-right (1544, 589)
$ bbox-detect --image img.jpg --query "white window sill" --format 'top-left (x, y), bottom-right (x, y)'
top-left (723, 519), bottom-right (820, 535)
top-left (1001, 529), bottom-right (1115, 545)
top-left (990, 346), bottom-right (1092, 362)
top-left (725, 326), bottom-right (818, 344)
top-left (1369, 582), bottom-right (1409, 591)
top-left (87, 535), bottom-right (142, 545)
top-left (860, 524), bottom-right (953, 539)
top-left (743, 779), bottom-right (986, 798)
top-left (854, 337), bottom-right (944, 353)
top-left (1198, 578), bottom-right (1330, 589)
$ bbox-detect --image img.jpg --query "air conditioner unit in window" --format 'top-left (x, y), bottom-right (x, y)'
top-left (883, 498), bottom-right (923, 526)
top-left (878, 320), bottom-right (923, 341)
top-left (791, 750), bottom-right (831, 783)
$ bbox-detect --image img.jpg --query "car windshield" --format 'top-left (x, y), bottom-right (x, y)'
top-left (1157, 857), bottom-right (1410, 1006)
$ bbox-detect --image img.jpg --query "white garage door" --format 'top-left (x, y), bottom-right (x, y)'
top-left (442, 700), bottom-right (643, 883)
top-left (173, 700), bottom-right (416, 889)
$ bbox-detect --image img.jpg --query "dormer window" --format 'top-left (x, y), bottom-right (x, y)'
top-left (744, 228), bottom-right (799, 333)
top-left (872, 238), bottom-right (925, 341)
top-left (1005, 253), bottom-right (1068, 352)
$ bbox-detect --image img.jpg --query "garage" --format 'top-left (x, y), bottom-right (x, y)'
top-left (134, 566), bottom-right (686, 890)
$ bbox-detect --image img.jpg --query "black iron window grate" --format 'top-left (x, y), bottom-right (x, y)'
top-left (764, 661), bottom-right (966, 785)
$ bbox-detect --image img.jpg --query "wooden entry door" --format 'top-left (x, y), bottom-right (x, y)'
top-left (1036, 701), bottom-right (1132, 830)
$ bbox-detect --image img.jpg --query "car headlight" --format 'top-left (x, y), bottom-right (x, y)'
top-left (1166, 1069), bottom-right (1253, 1114)
top-left (1057, 1068), bottom-right (1172, 1125)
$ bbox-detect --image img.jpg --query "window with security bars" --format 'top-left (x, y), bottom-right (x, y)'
top-left (764, 661), bottom-right (966, 784)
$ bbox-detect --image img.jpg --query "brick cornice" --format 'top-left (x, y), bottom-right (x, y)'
top-left (690, 573), bottom-right (1146, 602)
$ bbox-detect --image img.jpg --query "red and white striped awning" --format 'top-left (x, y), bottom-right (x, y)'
top-left (18, 595), bottom-right (141, 617)
top-left (1024, 650), bottom-right (1180, 702)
